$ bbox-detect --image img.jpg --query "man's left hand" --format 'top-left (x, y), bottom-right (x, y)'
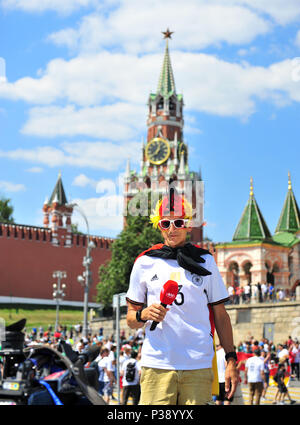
top-left (225, 358), bottom-right (239, 399)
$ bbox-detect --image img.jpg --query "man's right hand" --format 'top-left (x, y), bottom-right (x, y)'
top-left (142, 304), bottom-right (169, 323)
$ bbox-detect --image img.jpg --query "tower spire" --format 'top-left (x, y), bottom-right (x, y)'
top-left (49, 172), bottom-right (68, 205)
top-left (157, 29), bottom-right (176, 98)
top-left (233, 177), bottom-right (272, 241)
top-left (275, 171), bottom-right (300, 234)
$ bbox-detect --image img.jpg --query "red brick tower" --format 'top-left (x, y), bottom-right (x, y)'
top-left (43, 172), bottom-right (74, 247)
top-left (124, 30), bottom-right (204, 243)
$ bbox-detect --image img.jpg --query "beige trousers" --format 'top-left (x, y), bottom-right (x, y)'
top-left (139, 366), bottom-right (213, 405)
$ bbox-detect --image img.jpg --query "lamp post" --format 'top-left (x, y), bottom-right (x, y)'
top-left (77, 239), bottom-right (96, 339)
top-left (52, 271), bottom-right (67, 332)
top-left (71, 203), bottom-right (96, 340)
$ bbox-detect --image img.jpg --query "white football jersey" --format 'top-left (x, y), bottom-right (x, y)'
top-left (126, 253), bottom-right (229, 370)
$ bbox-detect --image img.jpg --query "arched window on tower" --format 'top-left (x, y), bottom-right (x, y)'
top-left (228, 262), bottom-right (239, 287)
top-left (157, 98), bottom-right (164, 111)
top-left (243, 262), bottom-right (253, 285)
top-left (169, 100), bottom-right (176, 116)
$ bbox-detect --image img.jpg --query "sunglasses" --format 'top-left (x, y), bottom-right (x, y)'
top-left (158, 219), bottom-right (189, 229)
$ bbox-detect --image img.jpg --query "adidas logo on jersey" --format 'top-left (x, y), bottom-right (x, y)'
top-left (151, 274), bottom-right (159, 281)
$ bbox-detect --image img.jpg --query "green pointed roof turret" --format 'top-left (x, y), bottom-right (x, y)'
top-left (49, 172), bottom-right (68, 205)
top-left (233, 177), bottom-right (272, 241)
top-left (157, 29), bottom-right (176, 99)
top-left (275, 172), bottom-right (300, 234)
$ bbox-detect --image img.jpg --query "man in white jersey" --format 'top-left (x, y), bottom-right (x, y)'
top-left (126, 191), bottom-right (238, 405)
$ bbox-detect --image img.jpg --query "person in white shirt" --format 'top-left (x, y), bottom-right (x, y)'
top-left (227, 285), bottom-right (234, 304)
top-left (215, 345), bottom-right (234, 405)
top-left (278, 344), bottom-right (289, 364)
top-left (245, 349), bottom-right (265, 405)
top-left (278, 289), bottom-right (285, 301)
top-left (126, 191), bottom-right (238, 405)
top-left (261, 283), bottom-right (268, 302)
top-left (244, 284), bottom-right (250, 303)
top-left (121, 351), bottom-right (141, 405)
top-left (98, 348), bottom-right (116, 404)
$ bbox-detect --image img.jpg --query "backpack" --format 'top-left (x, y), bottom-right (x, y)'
top-left (125, 361), bottom-right (136, 382)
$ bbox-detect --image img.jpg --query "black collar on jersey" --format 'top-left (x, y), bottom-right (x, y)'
top-left (144, 242), bottom-right (212, 276)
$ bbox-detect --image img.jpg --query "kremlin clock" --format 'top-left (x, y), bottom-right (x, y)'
top-left (145, 137), bottom-right (170, 165)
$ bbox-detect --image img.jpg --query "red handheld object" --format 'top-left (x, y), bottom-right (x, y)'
top-left (160, 280), bottom-right (179, 305)
top-left (150, 280), bottom-right (178, 331)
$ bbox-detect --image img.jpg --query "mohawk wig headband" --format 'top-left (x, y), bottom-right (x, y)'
top-left (150, 189), bottom-right (193, 229)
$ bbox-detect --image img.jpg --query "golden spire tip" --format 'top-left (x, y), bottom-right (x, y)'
top-left (250, 177), bottom-right (253, 197)
top-left (288, 171), bottom-right (292, 190)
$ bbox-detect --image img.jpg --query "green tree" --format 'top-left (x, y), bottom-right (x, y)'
top-left (71, 223), bottom-right (83, 234)
top-left (96, 213), bottom-right (163, 308)
top-left (0, 197), bottom-right (14, 223)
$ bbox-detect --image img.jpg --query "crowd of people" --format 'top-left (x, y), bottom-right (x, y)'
top-left (1, 320), bottom-right (299, 405)
top-left (227, 282), bottom-right (295, 305)
top-left (231, 334), bottom-right (300, 405)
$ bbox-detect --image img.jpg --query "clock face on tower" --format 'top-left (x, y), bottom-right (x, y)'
top-left (145, 137), bottom-right (170, 165)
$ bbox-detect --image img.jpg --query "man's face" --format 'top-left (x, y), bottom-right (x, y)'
top-left (159, 213), bottom-right (192, 248)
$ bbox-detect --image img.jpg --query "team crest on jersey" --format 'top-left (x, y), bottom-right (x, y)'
top-left (191, 274), bottom-right (203, 286)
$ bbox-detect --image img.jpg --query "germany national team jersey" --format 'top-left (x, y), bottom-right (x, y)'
top-left (126, 252), bottom-right (229, 370)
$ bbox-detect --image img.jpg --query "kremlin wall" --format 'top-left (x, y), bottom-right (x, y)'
top-left (0, 175), bottom-right (113, 308)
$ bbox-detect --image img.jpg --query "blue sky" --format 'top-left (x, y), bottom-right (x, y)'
top-left (1, 0), bottom-right (300, 242)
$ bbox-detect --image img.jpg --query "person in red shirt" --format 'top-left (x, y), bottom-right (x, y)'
top-left (251, 341), bottom-right (260, 353)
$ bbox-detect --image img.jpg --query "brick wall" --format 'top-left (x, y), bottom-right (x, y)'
top-left (0, 223), bottom-right (113, 303)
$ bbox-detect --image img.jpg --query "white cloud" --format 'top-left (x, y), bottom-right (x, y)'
top-left (21, 102), bottom-right (145, 139)
top-left (1, 0), bottom-right (97, 14)
top-left (48, 0), bottom-right (271, 54)
top-left (0, 180), bottom-right (26, 192)
top-left (2, 50), bottom-right (300, 126)
top-left (0, 140), bottom-right (141, 171)
top-left (72, 173), bottom-right (97, 188)
top-left (235, 0), bottom-right (300, 26)
top-left (0, 52), bottom-right (163, 106)
top-left (26, 166), bottom-right (44, 173)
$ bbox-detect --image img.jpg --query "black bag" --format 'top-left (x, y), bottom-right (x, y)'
top-left (125, 361), bottom-right (136, 382)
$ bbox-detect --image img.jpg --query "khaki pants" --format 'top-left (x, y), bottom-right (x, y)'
top-left (249, 382), bottom-right (264, 405)
top-left (139, 367), bottom-right (213, 405)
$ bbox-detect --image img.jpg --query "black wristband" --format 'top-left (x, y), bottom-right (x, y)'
top-left (136, 310), bottom-right (147, 323)
top-left (225, 351), bottom-right (237, 362)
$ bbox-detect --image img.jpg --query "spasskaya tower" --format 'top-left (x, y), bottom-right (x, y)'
top-left (124, 30), bottom-right (204, 244)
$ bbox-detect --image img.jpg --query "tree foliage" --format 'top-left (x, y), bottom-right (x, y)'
top-left (0, 197), bottom-right (14, 223)
top-left (96, 213), bottom-right (163, 308)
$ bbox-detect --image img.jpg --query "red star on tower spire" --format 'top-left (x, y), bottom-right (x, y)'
top-left (162, 28), bottom-right (174, 39)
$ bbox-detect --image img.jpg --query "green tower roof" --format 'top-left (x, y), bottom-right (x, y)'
top-left (49, 173), bottom-right (68, 205)
top-left (275, 172), bottom-right (300, 234)
top-left (233, 178), bottom-right (272, 242)
top-left (157, 38), bottom-right (176, 99)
